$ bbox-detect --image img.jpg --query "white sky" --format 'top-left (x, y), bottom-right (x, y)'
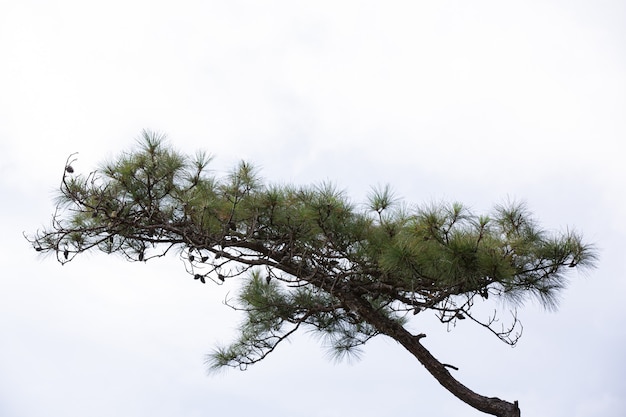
top-left (1, 1), bottom-right (625, 416)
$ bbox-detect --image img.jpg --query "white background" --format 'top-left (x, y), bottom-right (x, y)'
top-left (1, 1), bottom-right (624, 416)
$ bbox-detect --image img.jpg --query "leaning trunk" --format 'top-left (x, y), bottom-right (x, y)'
top-left (393, 330), bottom-right (520, 417)
top-left (342, 291), bottom-right (521, 417)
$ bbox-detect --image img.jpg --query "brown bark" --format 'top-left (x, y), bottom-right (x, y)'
top-left (262, 252), bottom-right (521, 416)
top-left (340, 290), bottom-right (521, 417)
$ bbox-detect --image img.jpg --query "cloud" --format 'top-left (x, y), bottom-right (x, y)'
top-left (1, 1), bottom-right (625, 416)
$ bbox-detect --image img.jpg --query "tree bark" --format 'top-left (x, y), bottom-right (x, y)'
top-left (274, 257), bottom-right (521, 416)
top-left (341, 290), bottom-right (521, 417)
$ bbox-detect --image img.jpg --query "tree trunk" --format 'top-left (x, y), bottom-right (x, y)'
top-left (342, 290), bottom-right (521, 417)
top-left (395, 332), bottom-right (521, 417)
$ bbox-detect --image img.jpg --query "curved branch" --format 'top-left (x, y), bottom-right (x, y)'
top-left (336, 289), bottom-right (521, 417)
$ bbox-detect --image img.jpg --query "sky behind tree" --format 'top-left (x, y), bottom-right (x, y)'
top-left (1, 1), bottom-right (624, 416)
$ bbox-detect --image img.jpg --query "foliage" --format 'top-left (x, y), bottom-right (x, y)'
top-left (28, 131), bottom-right (597, 371)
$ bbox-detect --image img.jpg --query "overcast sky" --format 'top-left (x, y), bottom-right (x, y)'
top-left (1, 1), bottom-right (625, 416)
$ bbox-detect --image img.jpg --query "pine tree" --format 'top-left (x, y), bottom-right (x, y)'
top-left (27, 131), bottom-right (596, 417)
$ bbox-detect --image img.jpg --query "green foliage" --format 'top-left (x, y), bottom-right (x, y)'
top-left (28, 131), bottom-right (597, 370)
